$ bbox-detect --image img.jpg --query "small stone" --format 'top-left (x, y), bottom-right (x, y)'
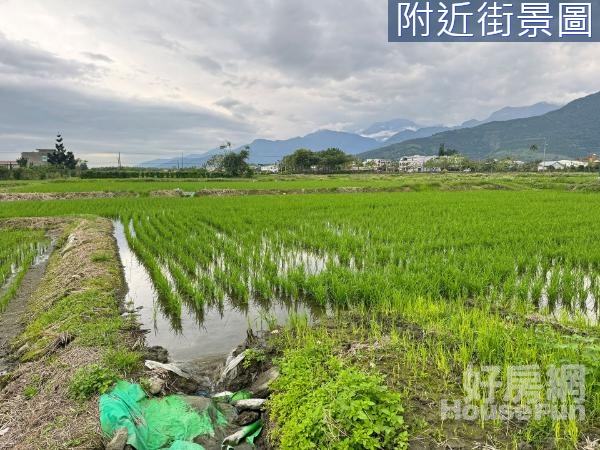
top-left (105, 428), bottom-right (128, 450)
top-left (233, 398), bottom-right (266, 411)
top-left (148, 377), bottom-right (164, 395)
top-left (249, 367), bottom-right (279, 398)
top-left (235, 410), bottom-right (260, 426)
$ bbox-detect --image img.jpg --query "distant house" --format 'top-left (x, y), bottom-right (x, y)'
top-left (20, 149), bottom-right (54, 166)
top-left (259, 164), bottom-right (280, 174)
top-left (398, 155), bottom-right (436, 172)
top-left (0, 160), bottom-right (17, 169)
top-left (361, 159), bottom-right (394, 171)
top-left (538, 160), bottom-right (588, 171)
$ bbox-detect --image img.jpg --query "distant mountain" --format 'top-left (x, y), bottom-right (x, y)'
top-left (360, 118), bottom-right (421, 141)
top-left (243, 130), bottom-right (379, 164)
top-left (464, 102), bottom-right (561, 127)
top-left (139, 129), bottom-right (380, 167)
top-left (384, 102), bottom-right (561, 146)
top-left (359, 92), bottom-right (599, 160)
top-left (140, 151), bottom-right (218, 168)
top-left (385, 126), bottom-right (453, 145)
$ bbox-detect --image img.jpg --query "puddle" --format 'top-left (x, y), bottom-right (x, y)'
top-left (113, 220), bottom-right (322, 361)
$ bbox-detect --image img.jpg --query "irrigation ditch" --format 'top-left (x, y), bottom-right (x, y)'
top-left (0, 217), bottom-right (286, 449)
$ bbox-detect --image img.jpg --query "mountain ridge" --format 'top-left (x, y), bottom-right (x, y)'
top-left (359, 93), bottom-right (599, 161)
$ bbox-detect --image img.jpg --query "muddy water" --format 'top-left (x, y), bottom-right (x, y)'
top-left (113, 221), bottom-right (318, 361)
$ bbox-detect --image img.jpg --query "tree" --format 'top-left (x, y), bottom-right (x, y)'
top-left (48, 134), bottom-right (77, 169)
top-left (281, 148), bottom-right (353, 173)
top-left (206, 145), bottom-right (251, 177)
top-left (16, 156), bottom-right (28, 168)
top-left (318, 148), bottom-right (353, 172)
top-left (281, 148), bottom-right (320, 173)
top-left (438, 144), bottom-right (458, 157)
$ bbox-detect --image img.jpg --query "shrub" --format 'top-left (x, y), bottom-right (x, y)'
top-left (269, 342), bottom-right (408, 449)
top-left (69, 364), bottom-right (119, 400)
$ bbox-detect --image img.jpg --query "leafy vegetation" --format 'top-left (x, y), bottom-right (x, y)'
top-left (69, 364), bottom-right (120, 400)
top-left (269, 333), bottom-right (408, 450)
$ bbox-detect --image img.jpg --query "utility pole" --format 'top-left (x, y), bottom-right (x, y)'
top-left (117, 152), bottom-right (122, 170)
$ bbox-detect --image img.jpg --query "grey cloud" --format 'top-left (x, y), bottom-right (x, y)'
top-left (190, 55), bottom-right (223, 74)
top-left (82, 52), bottom-right (114, 63)
top-left (0, 32), bottom-right (98, 79)
top-left (0, 81), bottom-right (255, 164)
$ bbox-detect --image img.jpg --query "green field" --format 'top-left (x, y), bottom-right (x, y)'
top-left (1, 172), bottom-right (600, 194)
top-left (1, 175), bottom-right (600, 448)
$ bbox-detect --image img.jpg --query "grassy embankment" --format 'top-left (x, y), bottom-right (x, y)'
top-left (0, 217), bottom-right (142, 450)
top-left (1, 172), bottom-right (600, 196)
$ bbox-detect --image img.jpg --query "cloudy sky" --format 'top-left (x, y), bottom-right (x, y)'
top-left (0, 0), bottom-right (598, 165)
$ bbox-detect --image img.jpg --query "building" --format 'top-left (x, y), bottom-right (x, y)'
top-left (0, 160), bottom-right (17, 169)
top-left (259, 164), bottom-right (280, 173)
top-left (20, 149), bottom-right (54, 166)
top-left (538, 160), bottom-right (588, 171)
top-left (398, 155), bottom-right (436, 172)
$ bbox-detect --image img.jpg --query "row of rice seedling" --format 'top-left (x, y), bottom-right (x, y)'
top-left (0, 228), bottom-right (46, 311)
top-left (108, 191), bottom-right (600, 326)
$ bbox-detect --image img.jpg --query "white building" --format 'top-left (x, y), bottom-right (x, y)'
top-left (260, 164), bottom-right (280, 173)
top-left (538, 160), bottom-right (588, 171)
top-left (398, 155), bottom-right (436, 172)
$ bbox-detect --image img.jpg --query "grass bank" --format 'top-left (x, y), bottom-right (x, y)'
top-left (0, 217), bottom-right (143, 450)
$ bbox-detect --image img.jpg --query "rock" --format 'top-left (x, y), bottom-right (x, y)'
top-left (235, 410), bottom-right (260, 426)
top-left (249, 367), bottom-right (279, 398)
top-left (233, 398), bottom-right (267, 411)
top-left (144, 346), bottom-right (169, 363)
top-left (181, 395), bottom-right (212, 414)
top-left (105, 428), bottom-right (128, 450)
top-left (147, 377), bottom-right (164, 395)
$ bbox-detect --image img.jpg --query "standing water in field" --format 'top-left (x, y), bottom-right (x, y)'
top-left (113, 220), bottom-right (318, 360)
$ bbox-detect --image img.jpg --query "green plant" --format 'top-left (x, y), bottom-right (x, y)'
top-left (69, 364), bottom-right (119, 400)
top-left (91, 251), bottom-right (111, 262)
top-left (242, 348), bottom-right (267, 369)
top-left (269, 341), bottom-right (408, 449)
top-left (103, 348), bottom-right (142, 375)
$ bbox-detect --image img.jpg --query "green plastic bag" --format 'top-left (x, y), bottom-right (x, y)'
top-left (99, 381), bottom-right (215, 450)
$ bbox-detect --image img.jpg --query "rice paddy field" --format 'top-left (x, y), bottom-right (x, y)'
top-left (0, 228), bottom-right (47, 312)
top-left (2, 174), bottom-right (600, 448)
